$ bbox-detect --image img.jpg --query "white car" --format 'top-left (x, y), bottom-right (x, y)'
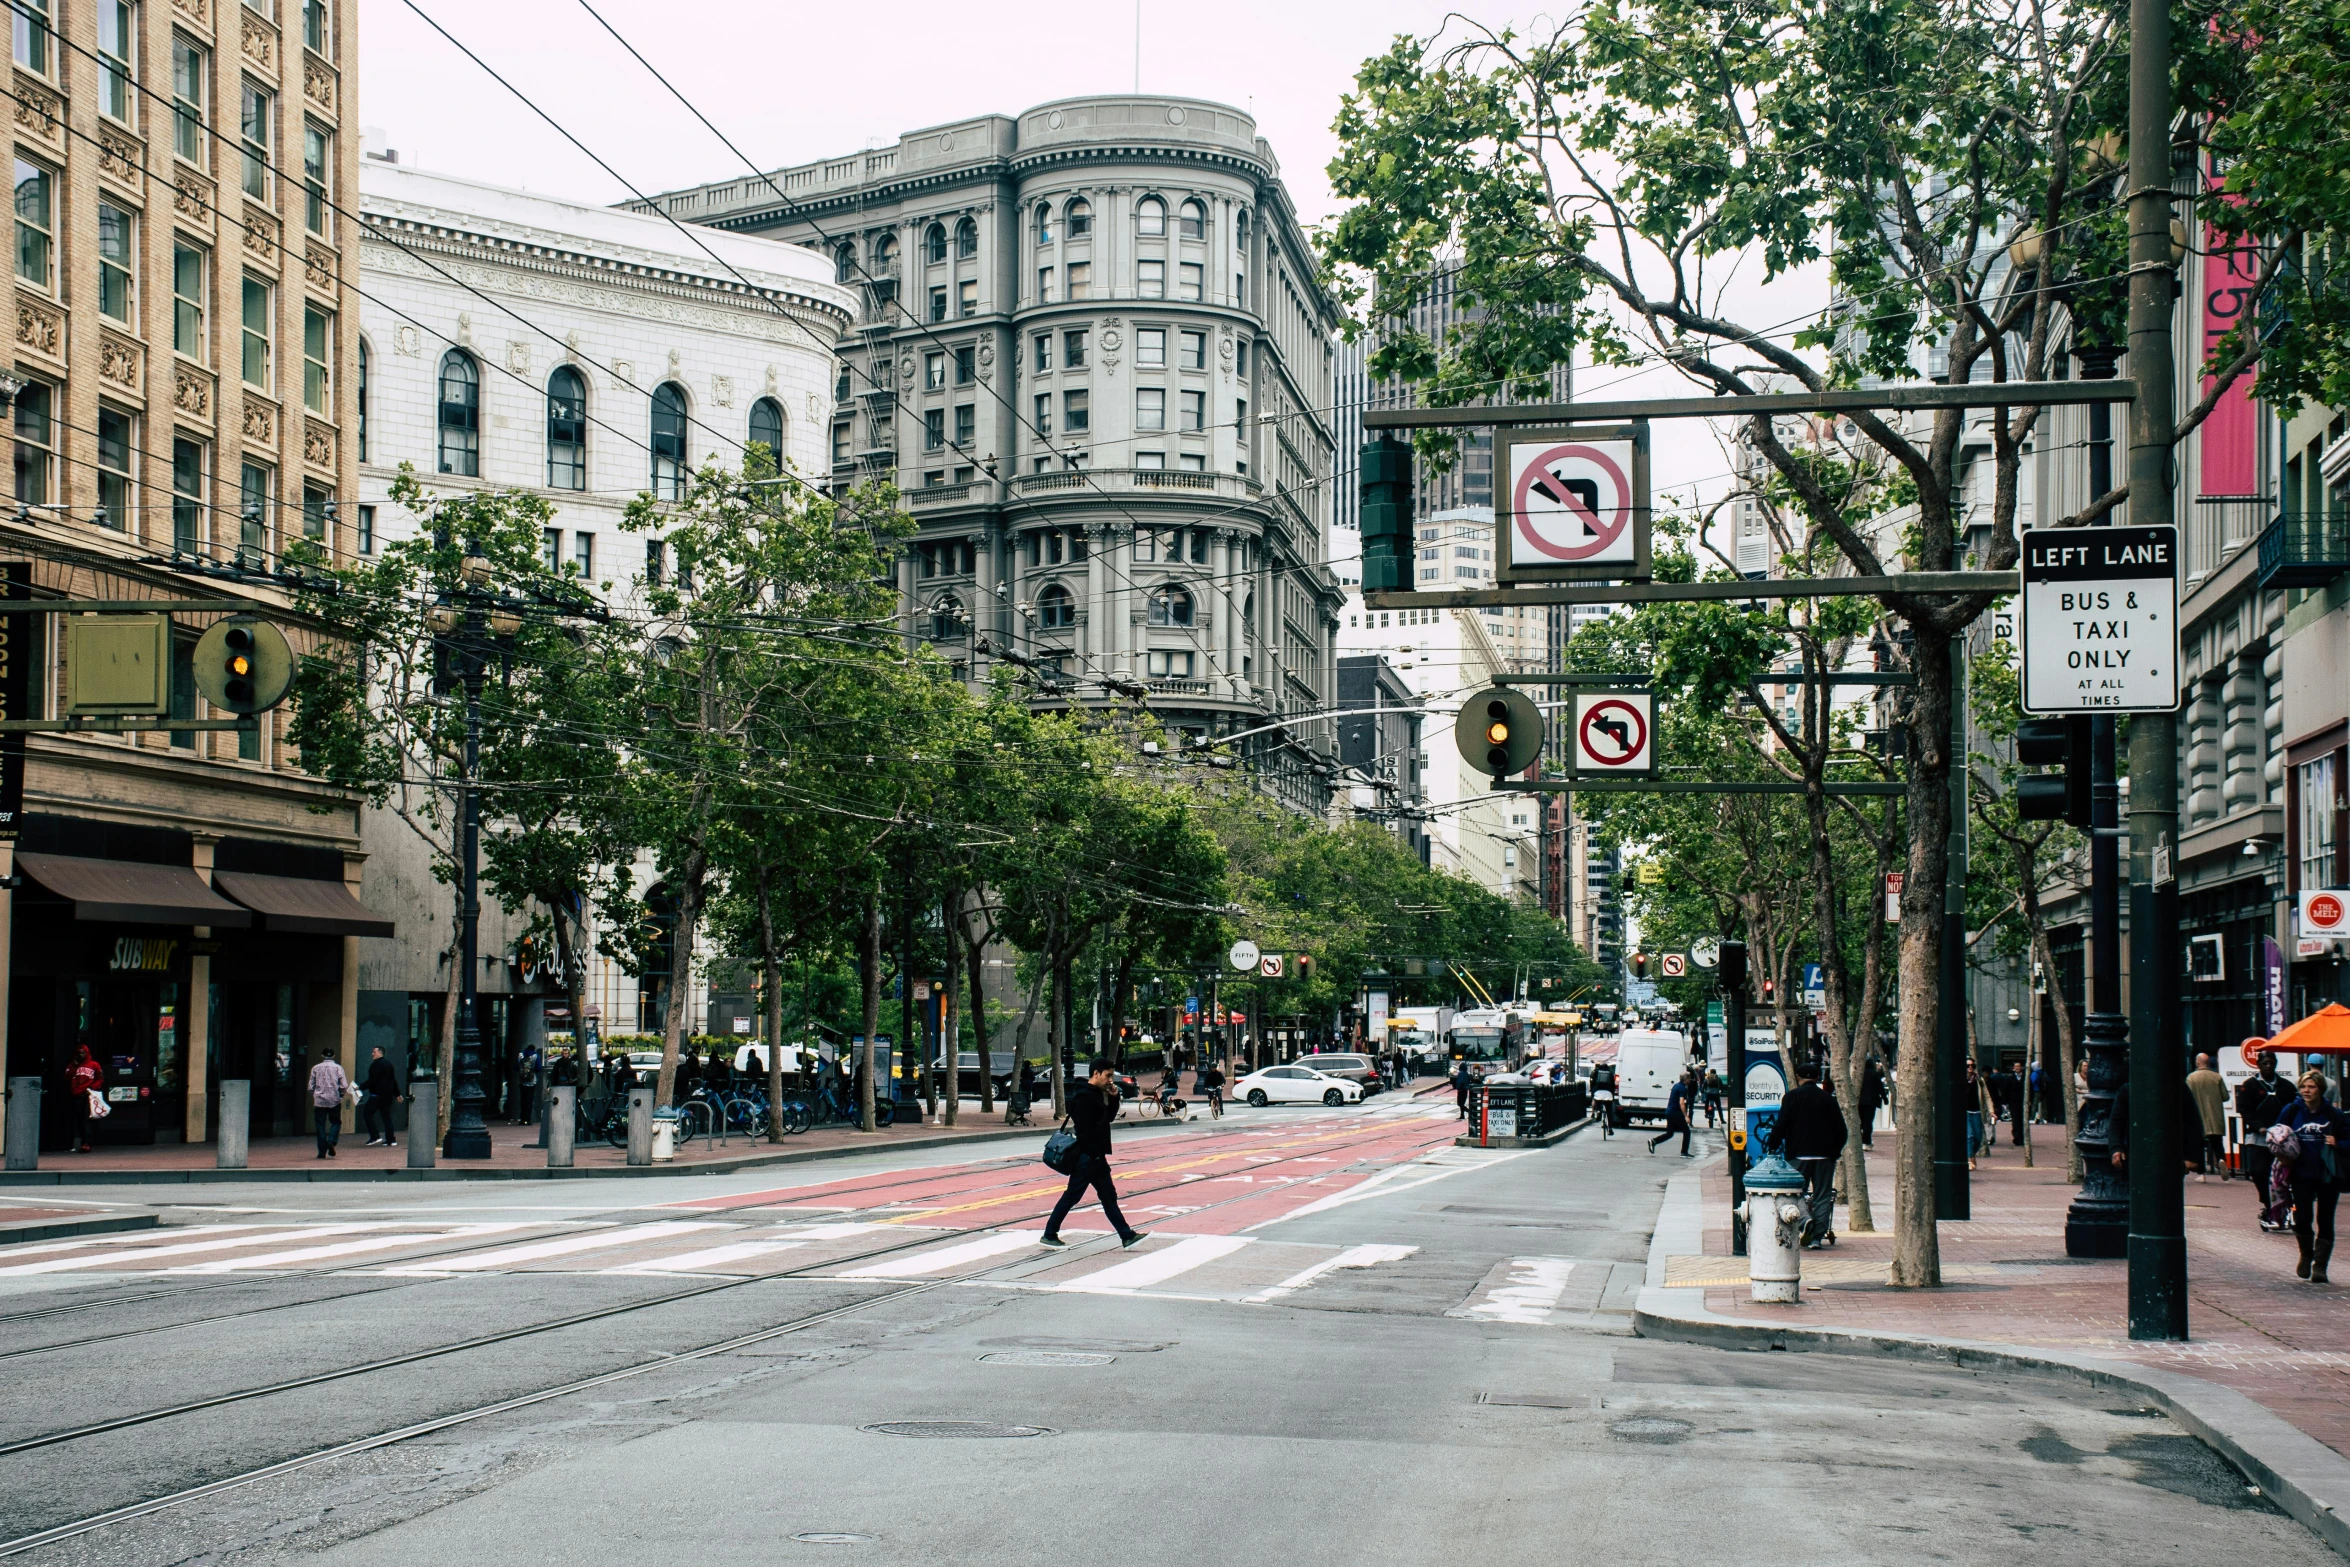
top-left (1235, 1065), bottom-right (1364, 1108)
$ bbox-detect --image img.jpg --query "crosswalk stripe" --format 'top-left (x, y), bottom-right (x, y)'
top-left (1244, 1243), bottom-right (1419, 1304)
top-left (605, 1238), bottom-right (808, 1274)
top-left (1451, 1257), bottom-right (1577, 1323)
top-left (0, 1224), bottom-right (377, 1276)
top-left (172, 1226), bottom-right (533, 1273)
top-left (1059, 1234), bottom-right (1250, 1291)
top-left (0, 1223), bottom-right (271, 1262)
top-left (378, 1221), bottom-right (725, 1274)
top-left (835, 1230), bottom-right (1037, 1278)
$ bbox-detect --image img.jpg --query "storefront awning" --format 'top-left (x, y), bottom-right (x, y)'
top-left (212, 871), bottom-right (395, 938)
top-left (15, 853), bottom-right (252, 928)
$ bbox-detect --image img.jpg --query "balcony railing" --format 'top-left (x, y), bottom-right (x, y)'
top-left (2187, 496), bottom-right (2272, 585)
top-left (1147, 677), bottom-right (1214, 696)
top-left (2256, 511), bottom-right (2350, 591)
top-left (1011, 467), bottom-right (1263, 503)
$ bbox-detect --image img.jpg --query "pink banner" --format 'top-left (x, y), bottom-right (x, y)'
top-left (2200, 217), bottom-right (2260, 497)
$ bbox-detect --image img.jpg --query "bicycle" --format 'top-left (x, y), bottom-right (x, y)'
top-left (775, 1080), bottom-right (892, 1133)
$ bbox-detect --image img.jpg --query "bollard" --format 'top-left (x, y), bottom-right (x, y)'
top-left (4, 1077), bottom-right (39, 1171)
top-left (626, 1086), bottom-right (653, 1166)
top-left (1740, 1149), bottom-right (1808, 1303)
top-left (407, 1080), bottom-right (438, 1169)
top-left (547, 1085), bottom-right (576, 1168)
top-left (216, 1081), bottom-right (250, 1169)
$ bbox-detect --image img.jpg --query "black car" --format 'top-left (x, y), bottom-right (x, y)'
top-left (1293, 1053), bottom-right (1383, 1094)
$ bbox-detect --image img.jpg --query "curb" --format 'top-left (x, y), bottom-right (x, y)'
top-left (1633, 1172), bottom-right (2350, 1562)
top-left (0, 1211), bottom-right (159, 1246)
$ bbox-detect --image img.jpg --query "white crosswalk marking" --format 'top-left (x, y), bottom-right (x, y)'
top-left (173, 1226), bottom-right (532, 1273)
top-left (834, 1230), bottom-right (1036, 1278)
top-left (1061, 1234), bottom-right (1250, 1291)
top-left (0, 1224), bottom-right (378, 1276)
top-left (606, 1237), bottom-right (808, 1275)
top-left (0, 1223), bottom-right (271, 1262)
top-left (1449, 1257), bottom-right (1577, 1324)
top-left (378, 1221), bottom-right (725, 1275)
top-left (1245, 1244), bottom-right (1419, 1304)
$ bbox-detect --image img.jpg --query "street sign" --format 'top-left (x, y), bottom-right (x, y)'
top-left (1259, 954), bottom-right (1285, 979)
top-left (1690, 938), bottom-right (1720, 969)
top-left (2299, 889), bottom-right (2350, 941)
top-left (1801, 961), bottom-right (1826, 1008)
top-left (1499, 423), bottom-right (1651, 582)
top-left (1884, 871), bottom-right (1902, 922)
top-left (1660, 953), bottom-right (1687, 978)
top-left (1569, 691), bottom-right (1656, 776)
top-left (2019, 525), bottom-right (2179, 712)
top-left (1228, 939), bottom-right (1261, 972)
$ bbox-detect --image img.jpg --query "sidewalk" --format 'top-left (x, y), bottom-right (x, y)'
top-left (0, 1106), bottom-right (1058, 1184)
top-left (1659, 1139), bottom-right (2350, 1460)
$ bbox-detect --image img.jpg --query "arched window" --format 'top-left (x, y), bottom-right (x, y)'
top-left (747, 396), bottom-right (785, 461)
top-left (1235, 209), bottom-right (1251, 249)
top-left (1066, 197), bottom-right (1092, 237)
top-left (1148, 584), bottom-right (1194, 627)
top-left (872, 234), bottom-right (898, 271)
top-left (436, 350), bottom-right (479, 477)
top-left (835, 243), bottom-right (856, 282)
top-left (1179, 200), bottom-right (1206, 241)
top-left (546, 366), bottom-right (587, 491)
top-left (1036, 583), bottom-right (1075, 630)
top-left (1136, 196), bottom-right (1166, 237)
top-left (955, 217), bottom-right (977, 259)
top-left (929, 593), bottom-right (965, 641)
top-left (1036, 202), bottom-right (1054, 245)
top-left (924, 223), bottom-right (947, 264)
top-left (650, 381), bottom-right (689, 501)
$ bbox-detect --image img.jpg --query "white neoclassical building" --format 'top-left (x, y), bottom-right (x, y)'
top-left (349, 151), bottom-right (855, 1101)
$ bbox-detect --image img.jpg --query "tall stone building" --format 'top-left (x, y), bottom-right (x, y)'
top-left (0, 0), bottom-right (372, 1156)
top-left (637, 96), bottom-right (1346, 813)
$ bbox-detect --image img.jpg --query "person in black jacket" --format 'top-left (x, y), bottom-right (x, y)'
top-left (1768, 1066), bottom-right (1850, 1247)
top-left (1858, 1057), bottom-right (1886, 1147)
top-left (1040, 1060), bottom-right (1147, 1250)
top-left (2236, 1049), bottom-right (2296, 1231)
top-left (360, 1047), bottom-right (402, 1148)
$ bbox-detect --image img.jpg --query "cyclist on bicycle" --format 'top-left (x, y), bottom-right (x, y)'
top-left (1591, 1062), bottom-right (1619, 1138)
top-left (1198, 1059), bottom-right (1225, 1119)
top-left (1156, 1065), bottom-right (1183, 1118)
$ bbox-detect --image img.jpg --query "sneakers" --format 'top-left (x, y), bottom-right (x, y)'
top-left (1038, 1235), bottom-right (1068, 1249)
top-left (1120, 1231), bottom-right (1149, 1249)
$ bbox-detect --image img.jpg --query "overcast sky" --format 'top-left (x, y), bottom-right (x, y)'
top-left (359, 0), bottom-right (1821, 524)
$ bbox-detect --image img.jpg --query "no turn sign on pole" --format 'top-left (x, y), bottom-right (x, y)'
top-left (2019, 525), bottom-right (2179, 712)
top-left (1569, 691), bottom-right (1656, 777)
top-left (1500, 423), bottom-right (1652, 582)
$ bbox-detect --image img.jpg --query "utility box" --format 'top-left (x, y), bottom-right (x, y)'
top-left (64, 615), bottom-right (170, 715)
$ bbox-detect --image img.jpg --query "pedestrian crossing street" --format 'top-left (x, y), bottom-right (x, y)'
top-left (0, 1216), bottom-right (1437, 1307)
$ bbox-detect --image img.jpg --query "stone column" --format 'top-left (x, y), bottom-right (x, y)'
top-left (1083, 524), bottom-right (1105, 670)
top-left (1219, 530), bottom-right (1245, 696)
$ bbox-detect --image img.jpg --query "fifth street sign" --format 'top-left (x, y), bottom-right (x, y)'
top-left (2019, 525), bottom-right (2179, 713)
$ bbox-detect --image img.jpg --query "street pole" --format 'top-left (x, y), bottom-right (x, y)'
top-left (442, 632), bottom-right (491, 1160)
top-left (2124, 0), bottom-right (2188, 1338)
top-left (1934, 637), bottom-right (1972, 1219)
top-left (1721, 940), bottom-right (1749, 1257)
top-left (2065, 347), bottom-right (2132, 1258)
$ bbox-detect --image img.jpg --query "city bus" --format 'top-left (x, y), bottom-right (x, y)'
top-left (1447, 1008), bottom-right (1526, 1070)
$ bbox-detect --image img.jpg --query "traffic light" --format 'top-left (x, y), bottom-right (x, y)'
top-left (1358, 436), bottom-right (1415, 593)
top-left (1454, 687), bottom-right (1544, 780)
top-left (192, 615), bottom-right (293, 715)
top-left (2014, 715), bottom-right (2092, 827)
top-left (1629, 952), bottom-right (1648, 979)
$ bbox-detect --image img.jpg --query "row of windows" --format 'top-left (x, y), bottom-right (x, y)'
top-left (431, 351), bottom-right (787, 497)
top-left (1016, 581), bottom-right (1199, 629)
top-left (1036, 260), bottom-right (1225, 304)
top-left (1024, 388), bottom-right (1241, 441)
top-left (1031, 326), bottom-right (1240, 375)
top-left (1035, 196), bottom-right (1239, 246)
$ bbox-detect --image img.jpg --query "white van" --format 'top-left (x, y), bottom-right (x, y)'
top-left (1612, 1029), bottom-right (1698, 1126)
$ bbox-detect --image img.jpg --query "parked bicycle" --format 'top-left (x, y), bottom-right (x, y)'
top-left (775, 1078), bottom-right (892, 1135)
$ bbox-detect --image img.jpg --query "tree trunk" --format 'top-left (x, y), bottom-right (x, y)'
top-left (2020, 970), bottom-right (2036, 1169)
top-left (1804, 775), bottom-right (1876, 1235)
top-left (757, 872), bottom-right (785, 1142)
top-left (1045, 960), bottom-right (1064, 1119)
top-left (1890, 631), bottom-right (1953, 1289)
top-left (1108, 941), bottom-right (1139, 1066)
top-left (858, 886), bottom-right (881, 1133)
top-left (436, 977), bottom-right (458, 1144)
top-left (654, 845), bottom-right (707, 1113)
top-left (1842, 802), bottom-right (1897, 1232)
top-left (939, 885), bottom-right (958, 1125)
top-left (2033, 924), bottom-right (2085, 1181)
top-left (898, 878), bottom-right (916, 1124)
top-left (965, 893), bottom-right (995, 1115)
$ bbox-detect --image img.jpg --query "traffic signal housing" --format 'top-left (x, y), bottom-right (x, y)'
top-left (1358, 437), bottom-right (1415, 593)
top-left (192, 616), bottom-right (293, 715)
top-left (1629, 952), bottom-right (1649, 980)
top-left (1454, 686), bottom-right (1544, 781)
top-left (2014, 715), bottom-right (2092, 827)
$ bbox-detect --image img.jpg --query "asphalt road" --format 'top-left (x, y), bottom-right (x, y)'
top-left (0, 1096), bottom-right (2327, 1566)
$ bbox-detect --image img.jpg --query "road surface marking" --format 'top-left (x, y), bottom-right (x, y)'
top-left (1057, 1234), bottom-right (1251, 1291)
top-left (172, 1226), bottom-right (530, 1272)
top-left (833, 1229), bottom-right (1038, 1278)
top-left (377, 1221), bottom-right (723, 1274)
top-left (0, 1224), bottom-right (378, 1275)
top-left (604, 1237), bottom-right (812, 1274)
top-left (1244, 1243), bottom-right (1419, 1304)
top-left (0, 1223), bottom-right (273, 1262)
top-left (1450, 1257), bottom-right (1578, 1324)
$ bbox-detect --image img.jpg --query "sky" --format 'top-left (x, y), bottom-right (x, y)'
top-left (359, 0), bottom-right (1825, 532)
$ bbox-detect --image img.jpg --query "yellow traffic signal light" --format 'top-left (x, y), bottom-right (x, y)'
top-left (1454, 687), bottom-right (1543, 780)
top-left (192, 615), bottom-right (292, 715)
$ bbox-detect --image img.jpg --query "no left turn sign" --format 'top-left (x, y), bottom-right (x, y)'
top-left (1501, 424), bottom-right (1651, 582)
top-left (1571, 691), bottom-right (1656, 776)
top-left (1661, 953), bottom-right (1687, 977)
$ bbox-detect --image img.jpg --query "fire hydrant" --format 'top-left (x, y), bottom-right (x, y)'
top-left (651, 1106), bottom-right (681, 1162)
top-left (1740, 1149), bottom-right (1807, 1303)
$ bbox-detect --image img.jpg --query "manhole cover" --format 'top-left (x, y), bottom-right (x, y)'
top-left (861, 1421), bottom-right (1055, 1439)
top-left (1609, 1417), bottom-right (1695, 1442)
top-left (978, 1351), bottom-right (1114, 1367)
top-left (792, 1534), bottom-right (876, 1545)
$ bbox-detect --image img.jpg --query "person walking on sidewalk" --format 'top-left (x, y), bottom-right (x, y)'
top-left (2236, 1049), bottom-right (2294, 1230)
top-left (360, 1046), bottom-right (401, 1147)
top-left (2280, 1069), bottom-right (2347, 1284)
top-left (1649, 1071), bottom-right (1697, 1157)
top-left (1452, 1060), bottom-right (1475, 1121)
top-left (1859, 1056), bottom-right (1886, 1148)
top-left (2186, 1053), bottom-right (2228, 1182)
top-left (1768, 1064), bottom-right (1849, 1248)
top-left (308, 1047), bottom-right (350, 1159)
top-left (64, 1044), bottom-right (105, 1153)
top-left (1040, 1059), bottom-right (1147, 1251)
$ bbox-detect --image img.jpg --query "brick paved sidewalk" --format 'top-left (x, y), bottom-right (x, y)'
top-left (3, 1104), bottom-right (1046, 1181)
top-left (1672, 1137), bottom-right (2350, 1460)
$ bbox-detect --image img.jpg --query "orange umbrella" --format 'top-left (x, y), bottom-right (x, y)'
top-left (2255, 1003), bottom-right (2350, 1057)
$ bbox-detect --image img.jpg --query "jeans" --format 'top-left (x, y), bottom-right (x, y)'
top-left (1044, 1152), bottom-right (1135, 1240)
top-left (361, 1095), bottom-right (397, 1143)
top-left (1794, 1156), bottom-right (1837, 1244)
top-left (1649, 1119), bottom-right (1691, 1155)
top-left (313, 1106), bottom-right (341, 1154)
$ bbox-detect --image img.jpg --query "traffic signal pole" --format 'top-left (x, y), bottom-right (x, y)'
top-left (1934, 640), bottom-right (1971, 1220)
top-left (2124, 0), bottom-right (2188, 1337)
top-left (1720, 941), bottom-right (1749, 1257)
